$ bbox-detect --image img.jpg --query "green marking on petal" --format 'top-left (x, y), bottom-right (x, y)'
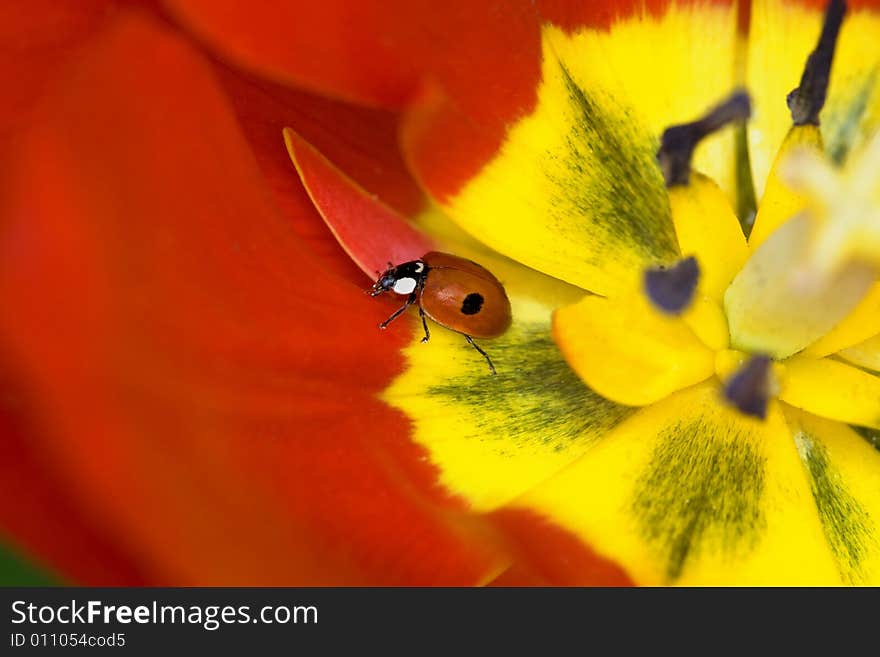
top-left (556, 62), bottom-right (680, 264)
top-left (795, 431), bottom-right (877, 584)
top-left (438, 9), bottom-right (738, 296)
top-left (825, 67), bottom-right (879, 165)
top-left (850, 424), bottom-right (880, 454)
top-left (427, 326), bottom-right (634, 454)
top-left (632, 418), bottom-right (767, 582)
top-left (385, 304), bottom-right (635, 510)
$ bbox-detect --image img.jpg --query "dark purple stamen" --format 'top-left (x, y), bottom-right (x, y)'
top-left (787, 0), bottom-right (847, 125)
top-left (724, 355), bottom-right (773, 420)
top-left (644, 256), bottom-right (700, 315)
top-left (657, 91), bottom-right (752, 187)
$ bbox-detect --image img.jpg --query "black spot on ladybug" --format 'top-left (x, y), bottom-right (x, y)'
top-left (460, 293), bottom-right (484, 315)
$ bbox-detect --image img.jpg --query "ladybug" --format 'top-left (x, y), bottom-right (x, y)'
top-left (370, 252), bottom-right (512, 374)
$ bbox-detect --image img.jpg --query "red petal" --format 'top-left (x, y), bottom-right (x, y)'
top-left (0, 11), bottom-right (505, 584)
top-left (0, 363), bottom-right (148, 585)
top-left (285, 128), bottom-right (435, 277)
top-left (489, 509), bottom-right (634, 586)
top-left (0, 0), bottom-right (114, 138)
top-left (163, 0), bottom-right (543, 120)
top-left (402, 84), bottom-right (509, 203)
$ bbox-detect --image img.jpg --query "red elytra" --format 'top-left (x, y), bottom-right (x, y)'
top-left (370, 252), bottom-right (512, 373)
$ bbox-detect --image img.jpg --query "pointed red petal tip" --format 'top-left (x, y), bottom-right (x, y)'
top-left (0, 10), bottom-right (504, 585)
top-left (285, 127), bottom-right (436, 278)
top-left (215, 66), bottom-right (428, 286)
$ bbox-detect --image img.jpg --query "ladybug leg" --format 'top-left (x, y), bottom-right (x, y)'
top-left (418, 306), bottom-right (430, 344)
top-left (379, 292), bottom-right (417, 330)
top-left (464, 335), bottom-right (497, 375)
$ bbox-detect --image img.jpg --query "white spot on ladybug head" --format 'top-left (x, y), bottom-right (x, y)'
top-left (413, 261), bottom-right (425, 273)
top-left (392, 277), bottom-right (417, 295)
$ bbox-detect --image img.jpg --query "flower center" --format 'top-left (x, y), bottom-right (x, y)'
top-left (645, 0), bottom-right (879, 418)
top-left (723, 0), bottom-right (879, 364)
top-left (714, 350), bottom-right (782, 420)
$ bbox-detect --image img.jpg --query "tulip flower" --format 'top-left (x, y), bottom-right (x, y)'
top-left (1, 0), bottom-right (878, 586)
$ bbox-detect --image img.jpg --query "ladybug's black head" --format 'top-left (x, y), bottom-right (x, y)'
top-left (370, 259), bottom-right (427, 297)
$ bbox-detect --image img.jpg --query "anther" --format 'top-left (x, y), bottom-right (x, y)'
top-left (644, 256), bottom-right (701, 315)
top-left (787, 0), bottom-right (847, 125)
top-left (657, 91), bottom-right (752, 187)
top-left (723, 355), bottom-right (774, 420)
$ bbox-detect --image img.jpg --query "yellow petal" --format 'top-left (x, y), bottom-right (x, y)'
top-left (439, 4), bottom-right (740, 295)
top-left (780, 355), bottom-right (880, 429)
top-left (748, 126), bottom-right (822, 250)
top-left (748, 0), bottom-right (880, 198)
top-left (553, 292), bottom-right (715, 407)
top-left (682, 295), bottom-right (730, 352)
top-left (668, 173), bottom-right (749, 301)
top-left (382, 207), bottom-right (635, 511)
top-left (784, 407), bottom-right (880, 584)
top-left (822, 12), bottom-right (880, 166)
top-left (510, 384), bottom-right (840, 585)
top-left (839, 332), bottom-right (880, 372)
top-left (804, 281), bottom-right (880, 358)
